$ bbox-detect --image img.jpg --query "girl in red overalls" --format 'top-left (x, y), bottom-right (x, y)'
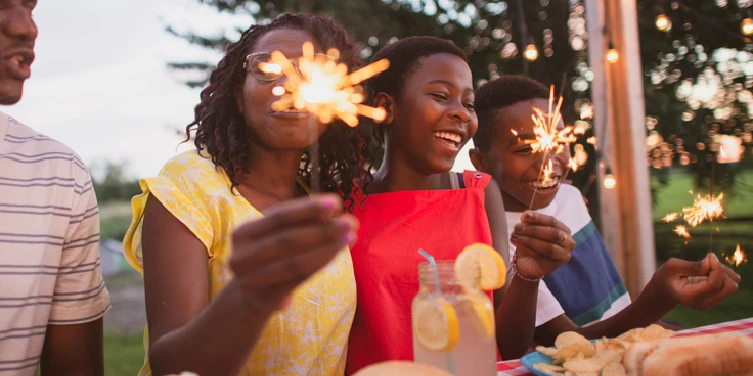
top-left (345, 36), bottom-right (576, 374)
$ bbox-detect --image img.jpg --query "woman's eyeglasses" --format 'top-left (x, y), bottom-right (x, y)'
top-left (242, 52), bottom-right (334, 82)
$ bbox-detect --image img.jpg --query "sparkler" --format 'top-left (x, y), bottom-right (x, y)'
top-left (267, 42), bottom-right (390, 192)
top-left (541, 160), bottom-right (554, 184)
top-left (524, 85), bottom-right (576, 209)
top-left (662, 212), bottom-right (679, 222)
top-left (681, 192), bottom-right (725, 227)
top-left (270, 42), bottom-right (390, 127)
top-left (724, 243), bottom-right (747, 267)
top-left (568, 157), bottom-right (580, 172)
top-left (673, 225), bottom-right (691, 238)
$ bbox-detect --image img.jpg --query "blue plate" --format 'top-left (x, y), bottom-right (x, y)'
top-left (520, 350), bottom-right (555, 376)
top-left (520, 340), bottom-right (603, 376)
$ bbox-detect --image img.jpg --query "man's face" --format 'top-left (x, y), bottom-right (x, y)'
top-left (472, 98), bottom-right (571, 212)
top-left (0, 0), bottom-right (37, 105)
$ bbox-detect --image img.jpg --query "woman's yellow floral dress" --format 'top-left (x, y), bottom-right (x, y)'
top-left (123, 150), bottom-right (357, 376)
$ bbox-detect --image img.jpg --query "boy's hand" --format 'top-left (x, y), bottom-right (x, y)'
top-left (510, 212), bottom-right (576, 280)
top-left (644, 254), bottom-right (740, 312)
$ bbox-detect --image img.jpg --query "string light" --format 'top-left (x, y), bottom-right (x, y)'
top-left (524, 42), bottom-right (539, 61)
top-left (603, 168), bottom-right (616, 189)
top-left (656, 14), bottom-right (672, 31)
top-left (742, 17), bottom-right (753, 36)
top-left (607, 42), bottom-right (619, 63)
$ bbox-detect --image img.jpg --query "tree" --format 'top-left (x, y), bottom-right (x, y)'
top-left (169, 0), bottom-right (752, 198)
top-left (92, 162), bottom-right (141, 203)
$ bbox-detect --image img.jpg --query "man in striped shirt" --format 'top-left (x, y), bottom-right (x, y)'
top-left (0, 1), bottom-right (110, 375)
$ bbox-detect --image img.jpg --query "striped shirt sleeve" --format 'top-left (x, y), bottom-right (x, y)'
top-left (48, 168), bottom-right (110, 324)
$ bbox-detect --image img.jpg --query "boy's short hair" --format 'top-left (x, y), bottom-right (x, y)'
top-left (473, 76), bottom-right (549, 153)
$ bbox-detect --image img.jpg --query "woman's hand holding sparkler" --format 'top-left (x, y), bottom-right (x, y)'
top-left (639, 253), bottom-right (741, 313)
top-left (510, 212), bottom-right (576, 281)
top-left (228, 194), bottom-right (358, 314)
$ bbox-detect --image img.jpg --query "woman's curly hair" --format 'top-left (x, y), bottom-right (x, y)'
top-left (186, 13), bottom-right (376, 209)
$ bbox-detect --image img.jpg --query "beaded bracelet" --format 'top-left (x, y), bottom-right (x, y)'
top-left (512, 252), bottom-right (542, 283)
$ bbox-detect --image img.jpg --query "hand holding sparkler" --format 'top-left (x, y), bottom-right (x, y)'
top-left (641, 254), bottom-right (740, 312)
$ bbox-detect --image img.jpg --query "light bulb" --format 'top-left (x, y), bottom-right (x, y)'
top-left (524, 43), bottom-right (539, 61)
top-left (656, 14), bottom-right (671, 31)
top-left (607, 48), bottom-right (619, 63)
top-left (742, 18), bottom-right (753, 36)
top-left (604, 174), bottom-right (616, 189)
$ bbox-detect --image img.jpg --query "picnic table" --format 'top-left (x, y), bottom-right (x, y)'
top-left (496, 317), bottom-right (753, 375)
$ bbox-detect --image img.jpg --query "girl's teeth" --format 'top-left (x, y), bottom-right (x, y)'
top-left (433, 132), bottom-right (461, 143)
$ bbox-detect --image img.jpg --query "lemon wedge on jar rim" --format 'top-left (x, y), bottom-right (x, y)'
top-left (454, 242), bottom-right (507, 291)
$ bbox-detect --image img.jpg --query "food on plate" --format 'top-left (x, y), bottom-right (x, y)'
top-left (622, 332), bottom-right (753, 376)
top-left (351, 361), bottom-right (453, 376)
top-left (529, 324), bottom-right (674, 376)
top-left (601, 362), bottom-right (627, 376)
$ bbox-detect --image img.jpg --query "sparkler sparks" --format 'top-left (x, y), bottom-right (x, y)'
top-left (682, 192), bottom-right (725, 227)
top-left (541, 160), bottom-right (554, 184)
top-left (673, 225), bottom-right (691, 238)
top-left (568, 157), bottom-right (579, 172)
top-left (524, 86), bottom-right (576, 153)
top-left (270, 42), bottom-right (390, 127)
top-left (662, 212), bottom-right (679, 222)
top-left (724, 243), bottom-right (747, 267)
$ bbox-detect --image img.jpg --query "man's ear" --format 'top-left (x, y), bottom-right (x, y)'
top-left (469, 147), bottom-right (485, 172)
top-left (374, 92), bottom-right (395, 125)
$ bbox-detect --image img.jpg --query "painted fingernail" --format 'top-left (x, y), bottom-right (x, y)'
top-left (514, 223), bottom-right (525, 232)
top-left (511, 232), bottom-right (521, 240)
top-left (524, 212), bottom-right (534, 220)
top-left (342, 232), bottom-right (356, 245)
top-left (320, 196), bottom-right (338, 209)
top-left (339, 217), bottom-right (352, 230)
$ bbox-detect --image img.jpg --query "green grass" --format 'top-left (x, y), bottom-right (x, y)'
top-left (664, 286), bottom-right (753, 328)
top-left (652, 170), bottom-right (753, 328)
top-left (104, 332), bottom-right (144, 376)
top-left (652, 170), bottom-right (753, 221)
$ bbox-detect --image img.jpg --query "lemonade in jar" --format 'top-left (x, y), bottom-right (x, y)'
top-left (412, 244), bottom-right (505, 376)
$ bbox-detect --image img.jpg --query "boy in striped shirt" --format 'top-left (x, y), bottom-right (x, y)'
top-left (0, 1), bottom-right (110, 375)
top-left (470, 75), bottom-right (740, 347)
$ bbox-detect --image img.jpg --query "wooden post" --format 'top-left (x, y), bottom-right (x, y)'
top-left (584, 0), bottom-right (656, 297)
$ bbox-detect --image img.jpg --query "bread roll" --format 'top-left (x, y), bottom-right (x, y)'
top-left (351, 361), bottom-right (454, 376)
top-left (624, 333), bottom-right (753, 376)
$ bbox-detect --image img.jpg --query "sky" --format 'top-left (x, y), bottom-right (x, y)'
top-left (6, 0), bottom-right (474, 180)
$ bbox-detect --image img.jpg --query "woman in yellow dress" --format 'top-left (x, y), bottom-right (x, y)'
top-left (123, 13), bottom-right (374, 376)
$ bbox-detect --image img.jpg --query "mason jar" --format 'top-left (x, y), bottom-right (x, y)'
top-left (411, 261), bottom-right (497, 376)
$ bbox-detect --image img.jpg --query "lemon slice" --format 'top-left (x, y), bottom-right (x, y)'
top-left (457, 295), bottom-right (495, 337)
top-left (412, 298), bottom-right (460, 352)
top-left (455, 243), bottom-right (507, 290)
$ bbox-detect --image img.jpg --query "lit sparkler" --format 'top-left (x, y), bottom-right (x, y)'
top-left (541, 159), bottom-right (554, 184)
top-left (724, 243), bottom-right (747, 267)
top-left (568, 157), bottom-right (579, 172)
top-left (662, 212), bottom-right (679, 222)
top-left (270, 42), bottom-right (390, 127)
top-left (526, 87), bottom-right (576, 153)
top-left (682, 192), bottom-right (725, 227)
top-left (673, 225), bottom-right (691, 238)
